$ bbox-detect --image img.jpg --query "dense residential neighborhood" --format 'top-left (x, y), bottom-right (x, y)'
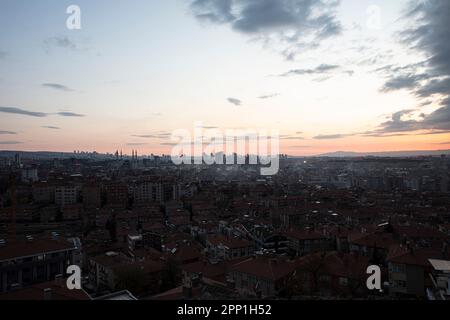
top-left (0, 152), bottom-right (449, 300)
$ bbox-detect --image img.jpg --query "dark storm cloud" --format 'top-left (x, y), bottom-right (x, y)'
top-left (42, 83), bottom-right (74, 92)
top-left (376, 0), bottom-right (450, 134)
top-left (189, 0), bottom-right (342, 59)
top-left (380, 73), bottom-right (429, 92)
top-left (227, 97), bottom-right (242, 106)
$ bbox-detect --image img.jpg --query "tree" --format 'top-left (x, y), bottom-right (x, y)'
top-left (160, 258), bottom-right (181, 292)
top-left (115, 266), bottom-right (148, 296)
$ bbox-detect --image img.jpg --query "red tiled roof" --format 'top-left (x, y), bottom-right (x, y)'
top-left (394, 225), bottom-right (447, 240)
top-left (296, 251), bottom-right (369, 279)
top-left (285, 229), bottom-right (325, 241)
top-left (387, 245), bottom-right (448, 267)
top-left (348, 232), bottom-right (398, 249)
top-left (0, 281), bottom-right (90, 300)
top-left (206, 235), bottom-right (252, 249)
top-left (150, 285), bottom-right (203, 300)
top-left (0, 239), bottom-right (75, 261)
top-left (181, 261), bottom-right (227, 280)
top-left (230, 256), bottom-right (297, 281)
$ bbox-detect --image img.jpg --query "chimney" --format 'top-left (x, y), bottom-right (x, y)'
top-left (192, 274), bottom-right (201, 288)
top-left (442, 242), bottom-right (448, 258)
top-left (406, 242), bottom-right (414, 255)
top-left (43, 288), bottom-right (52, 301)
top-left (10, 283), bottom-right (21, 291)
top-left (182, 285), bottom-right (192, 299)
top-left (54, 274), bottom-right (63, 286)
top-left (226, 278), bottom-right (235, 290)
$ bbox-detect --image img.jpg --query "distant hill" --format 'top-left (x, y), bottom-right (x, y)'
top-left (318, 150), bottom-right (450, 158)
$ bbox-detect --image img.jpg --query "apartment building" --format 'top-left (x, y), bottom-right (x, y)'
top-left (0, 237), bottom-right (81, 293)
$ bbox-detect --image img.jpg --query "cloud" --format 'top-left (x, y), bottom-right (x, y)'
top-left (288, 145), bottom-right (312, 149)
top-left (227, 97), bottom-right (242, 106)
top-left (189, 0), bottom-right (342, 60)
top-left (280, 134), bottom-right (305, 140)
top-left (44, 36), bottom-right (77, 51)
top-left (193, 123), bottom-right (219, 130)
top-left (279, 64), bottom-right (352, 79)
top-left (55, 112), bottom-right (85, 117)
top-left (258, 93), bottom-right (280, 99)
top-left (160, 142), bottom-right (178, 146)
top-left (280, 64), bottom-right (339, 76)
top-left (0, 130), bottom-right (16, 135)
top-left (42, 126), bottom-right (60, 130)
top-left (0, 106), bottom-right (47, 117)
top-left (132, 132), bottom-right (171, 139)
top-left (313, 133), bottom-right (353, 140)
top-left (127, 142), bottom-right (147, 146)
top-left (42, 83), bottom-right (74, 92)
top-left (0, 141), bottom-right (22, 145)
top-left (376, 0), bottom-right (450, 134)
top-left (0, 106), bottom-right (85, 118)
top-left (380, 73), bottom-right (429, 92)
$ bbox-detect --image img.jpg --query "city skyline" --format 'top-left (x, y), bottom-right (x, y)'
top-left (1, 0), bottom-right (450, 156)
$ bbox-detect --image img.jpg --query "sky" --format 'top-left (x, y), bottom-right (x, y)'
top-left (0, 0), bottom-right (449, 156)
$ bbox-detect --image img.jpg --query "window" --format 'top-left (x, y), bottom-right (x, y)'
top-left (394, 280), bottom-right (407, 288)
top-left (319, 275), bottom-right (331, 283)
top-left (391, 264), bottom-right (406, 273)
top-left (339, 277), bottom-right (348, 286)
